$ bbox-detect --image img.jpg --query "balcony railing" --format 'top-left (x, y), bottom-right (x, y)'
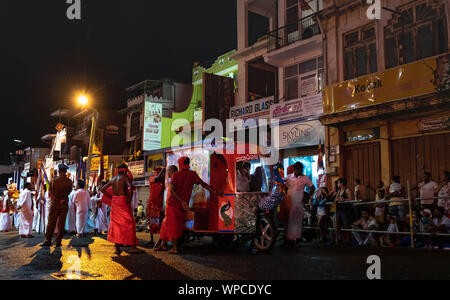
top-left (267, 14), bottom-right (321, 52)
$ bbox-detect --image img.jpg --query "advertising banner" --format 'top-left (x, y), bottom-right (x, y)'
top-left (128, 160), bottom-right (145, 179)
top-left (270, 93), bottom-right (323, 126)
top-left (146, 153), bottom-right (164, 173)
top-left (278, 120), bottom-right (325, 150)
top-left (143, 102), bottom-right (162, 151)
top-left (323, 54), bottom-right (449, 114)
top-left (229, 96), bottom-right (275, 122)
top-left (93, 129), bottom-right (104, 155)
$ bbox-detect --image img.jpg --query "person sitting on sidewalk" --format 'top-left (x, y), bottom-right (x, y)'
top-left (351, 209), bottom-right (378, 246)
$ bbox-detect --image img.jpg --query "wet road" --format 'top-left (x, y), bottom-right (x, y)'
top-left (0, 230), bottom-right (449, 280)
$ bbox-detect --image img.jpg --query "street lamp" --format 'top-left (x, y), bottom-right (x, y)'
top-left (76, 93), bottom-right (98, 189)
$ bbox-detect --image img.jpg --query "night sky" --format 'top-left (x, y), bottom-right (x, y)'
top-left (0, 0), bottom-right (239, 163)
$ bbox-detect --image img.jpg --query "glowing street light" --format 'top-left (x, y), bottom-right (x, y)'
top-left (77, 94), bottom-right (89, 107)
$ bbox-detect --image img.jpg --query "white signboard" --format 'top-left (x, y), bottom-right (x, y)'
top-left (278, 120), bottom-right (325, 150)
top-left (229, 96), bottom-right (275, 121)
top-left (143, 102), bottom-right (162, 151)
top-left (271, 93), bottom-right (323, 126)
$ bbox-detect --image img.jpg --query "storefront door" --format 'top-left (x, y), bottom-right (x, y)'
top-left (344, 143), bottom-right (381, 201)
top-left (391, 133), bottom-right (450, 191)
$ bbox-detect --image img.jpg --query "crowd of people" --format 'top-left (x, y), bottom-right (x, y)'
top-left (303, 171), bottom-right (450, 249)
top-left (1, 159), bottom-right (449, 253)
top-left (0, 169), bottom-right (111, 241)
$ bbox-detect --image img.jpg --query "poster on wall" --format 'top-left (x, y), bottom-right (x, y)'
top-left (143, 102), bottom-right (162, 151)
top-left (128, 160), bottom-right (145, 179)
top-left (278, 120), bottom-right (325, 150)
top-left (270, 93), bottom-right (323, 126)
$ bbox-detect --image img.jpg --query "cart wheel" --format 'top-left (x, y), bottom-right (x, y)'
top-left (212, 234), bottom-right (235, 247)
top-left (253, 215), bottom-right (276, 252)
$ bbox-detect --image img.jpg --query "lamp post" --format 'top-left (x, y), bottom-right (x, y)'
top-left (77, 95), bottom-right (99, 189)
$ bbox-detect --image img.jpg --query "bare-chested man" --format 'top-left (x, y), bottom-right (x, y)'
top-left (100, 163), bottom-right (143, 255)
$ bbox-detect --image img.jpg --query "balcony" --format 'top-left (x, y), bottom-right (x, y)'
top-left (264, 14), bottom-right (322, 67)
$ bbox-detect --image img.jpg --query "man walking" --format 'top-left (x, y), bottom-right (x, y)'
top-left (41, 164), bottom-right (73, 247)
top-left (73, 180), bottom-right (90, 238)
top-left (18, 183), bottom-right (34, 238)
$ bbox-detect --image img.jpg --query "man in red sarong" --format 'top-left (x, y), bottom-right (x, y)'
top-left (146, 168), bottom-right (165, 247)
top-left (156, 157), bottom-right (217, 254)
top-left (100, 163), bottom-right (143, 255)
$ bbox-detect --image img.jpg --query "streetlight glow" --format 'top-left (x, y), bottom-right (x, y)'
top-left (78, 95), bottom-right (89, 107)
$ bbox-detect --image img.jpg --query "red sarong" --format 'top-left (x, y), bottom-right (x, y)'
top-left (148, 182), bottom-right (164, 234)
top-left (159, 204), bottom-right (185, 241)
top-left (107, 195), bottom-right (138, 246)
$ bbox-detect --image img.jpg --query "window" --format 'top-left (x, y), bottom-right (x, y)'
top-left (384, 1), bottom-right (448, 69)
top-left (285, 0), bottom-right (323, 44)
top-left (344, 26), bottom-right (377, 80)
top-left (130, 112), bottom-right (140, 138)
top-left (284, 56), bottom-right (324, 100)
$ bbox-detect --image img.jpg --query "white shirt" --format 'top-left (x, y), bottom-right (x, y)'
top-left (285, 174), bottom-right (314, 204)
top-left (18, 189), bottom-right (33, 209)
top-left (73, 189), bottom-right (91, 212)
top-left (419, 181), bottom-right (438, 205)
top-left (433, 216), bottom-right (450, 233)
top-left (437, 182), bottom-right (450, 209)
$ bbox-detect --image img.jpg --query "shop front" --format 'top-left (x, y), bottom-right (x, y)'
top-left (270, 93), bottom-right (325, 186)
top-left (320, 54), bottom-right (450, 199)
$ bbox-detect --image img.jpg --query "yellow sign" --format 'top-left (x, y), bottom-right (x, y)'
top-left (323, 55), bottom-right (447, 114)
top-left (93, 129), bottom-right (104, 155)
top-left (146, 153), bottom-right (164, 172)
top-left (91, 156), bottom-right (109, 172)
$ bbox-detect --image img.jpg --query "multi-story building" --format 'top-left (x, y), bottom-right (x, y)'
top-left (232, 0), bottom-right (326, 185)
top-left (319, 0), bottom-right (449, 200)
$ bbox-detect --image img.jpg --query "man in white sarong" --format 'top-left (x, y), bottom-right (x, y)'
top-left (18, 183), bottom-right (34, 238)
top-left (73, 180), bottom-right (90, 237)
top-left (0, 191), bottom-right (12, 232)
top-left (93, 190), bottom-right (109, 234)
top-left (65, 187), bottom-right (77, 234)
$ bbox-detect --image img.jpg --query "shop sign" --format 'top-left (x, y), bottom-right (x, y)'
top-left (128, 160), bottom-right (145, 179)
top-left (146, 153), bottom-right (164, 173)
top-left (90, 156), bottom-right (109, 172)
top-left (422, 117), bottom-right (449, 132)
top-left (143, 102), bottom-right (162, 151)
top-left (278, 120), bottom-right (325, 150)
top-left (323, 54), bottom-right (449, 114)
top-left (271, 93), bottom-right (323, 126)
top-left (229, 96), bottom-right (274, 122)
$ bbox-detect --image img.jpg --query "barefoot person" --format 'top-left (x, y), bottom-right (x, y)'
top-left (156, 157), bottom-right (217, 254)
top-left (100, 163), bottom-right (142, 255)
top-left (18, 183), bottom-right (35, 239)
top-left (146, 168), bottom-right (165, 247)
top-left (73, 180), bottom-right (91, 238)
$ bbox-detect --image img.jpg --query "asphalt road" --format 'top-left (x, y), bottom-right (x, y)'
top-left (0, 229), bottom-right (449, 280)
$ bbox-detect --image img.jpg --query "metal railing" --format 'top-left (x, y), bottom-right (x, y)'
top-left (267, 14), bottom-right (321, 52)
top-left (300, 181), bottom-right (450, 249)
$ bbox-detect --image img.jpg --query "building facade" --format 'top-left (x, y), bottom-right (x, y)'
top-left (319, 0), bottom-right (450, 200)
top-left (233, 0), bottom-right (326, 185)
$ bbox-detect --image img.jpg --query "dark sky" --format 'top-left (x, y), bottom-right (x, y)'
top-left (0, 0), bottom-right (238, 162)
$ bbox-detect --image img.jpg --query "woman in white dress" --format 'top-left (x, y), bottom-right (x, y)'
top-left (284, 162), bottom-right (315, 245)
